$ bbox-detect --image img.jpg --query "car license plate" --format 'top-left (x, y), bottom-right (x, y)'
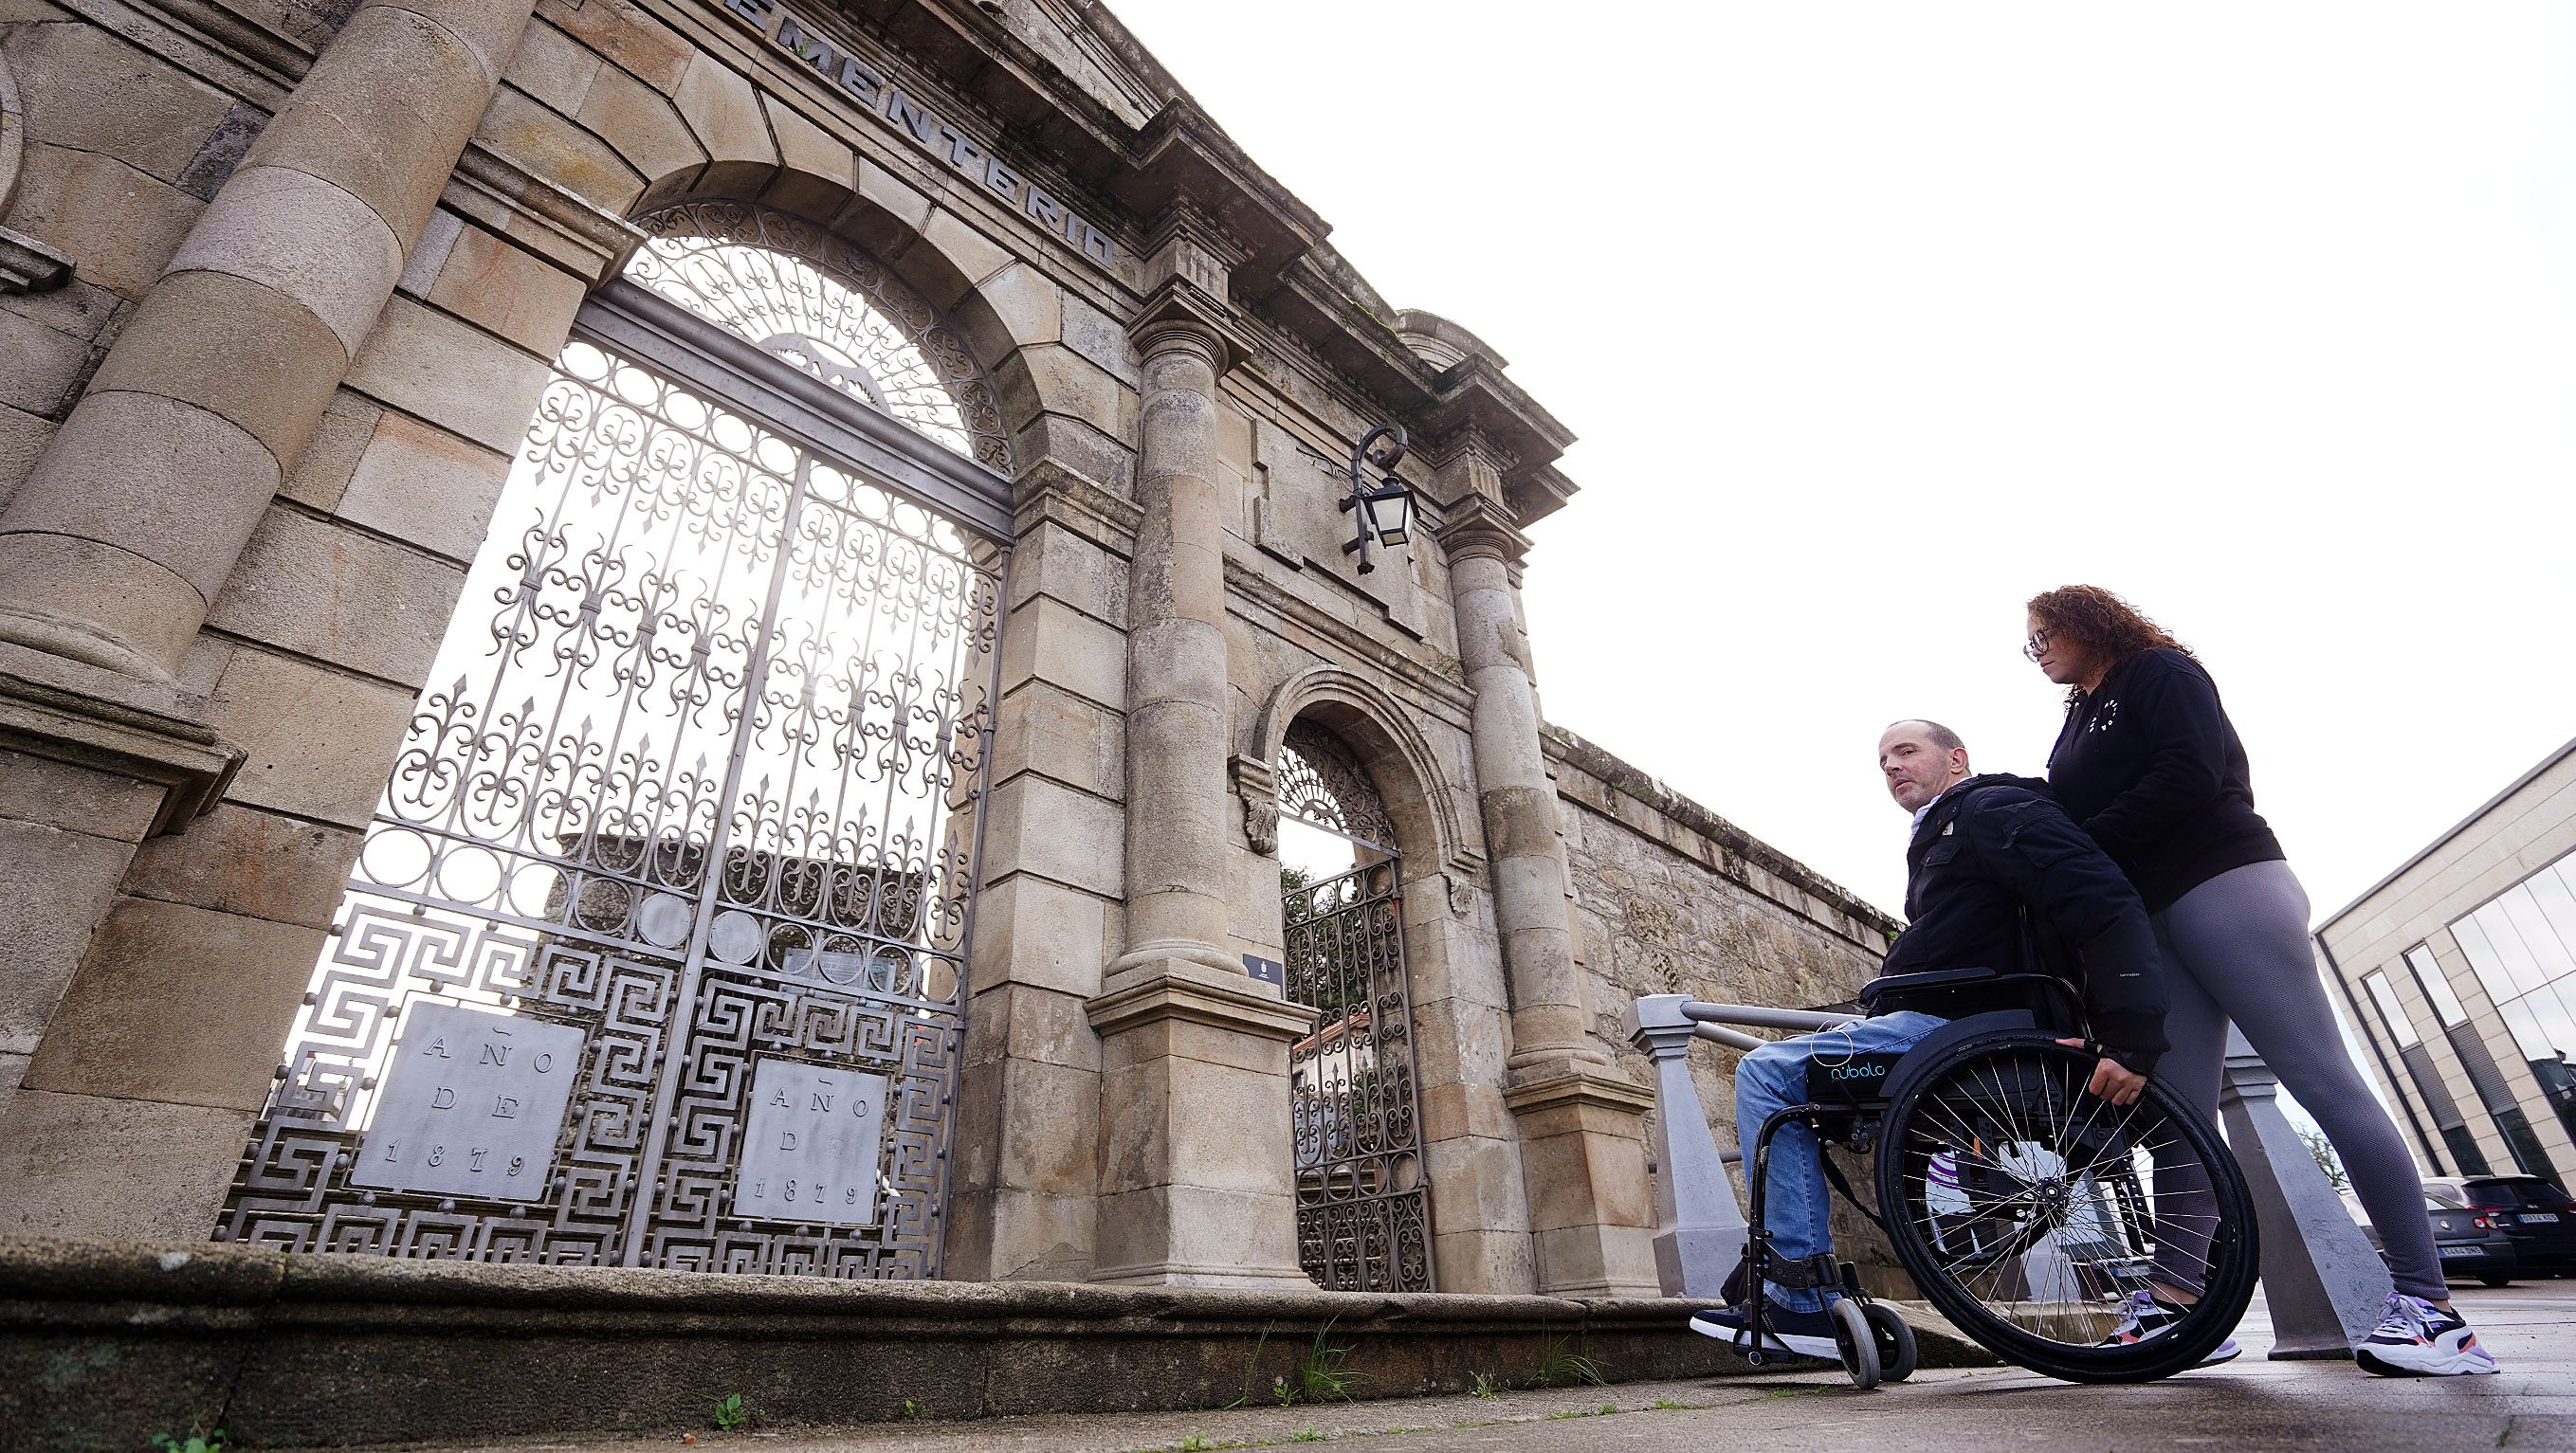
top-left (2520, 1212), bottom-right (2560, 1224)
top-left (2439, 1245), bottom-right (2480, 1258)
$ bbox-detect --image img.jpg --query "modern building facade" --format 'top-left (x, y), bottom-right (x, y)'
top-left (2316, 736), bottom-right (2576, 1185)
top-left (0, 0), bottom-right (1892, 1297)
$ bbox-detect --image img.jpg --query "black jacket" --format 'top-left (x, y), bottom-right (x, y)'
top-left (2046, 648), bottom-right (2284, 913)
top-left (1881, 774), bottom-right (2169, 1072)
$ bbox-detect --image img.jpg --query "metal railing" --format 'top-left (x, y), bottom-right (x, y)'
top-left (1626, 994), bottom-right (2392, 1358)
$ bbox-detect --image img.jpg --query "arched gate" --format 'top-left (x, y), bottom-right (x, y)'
top-left (215, 205), bottom-right (1010, 1277)
top-left (1277, 720), bottom-right (1435, 1291)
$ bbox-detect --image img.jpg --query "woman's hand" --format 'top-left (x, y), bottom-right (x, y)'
top-left (2057, 1037), bottom-right (2147, 1106)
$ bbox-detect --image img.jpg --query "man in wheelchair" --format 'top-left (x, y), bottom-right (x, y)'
top-left (1691, 718), bottom-right (2189, 1364)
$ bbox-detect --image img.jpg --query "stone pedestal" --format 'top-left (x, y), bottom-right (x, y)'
top-left (1502, 1071), bottom-right (1659, 1297)
top-left (1086, 959), bottom-right (1317, 1285)
top-left (1627, 994), bottom-right (1749, 1298)
top-left (2219, 1026), bottom-right (2390, 1357)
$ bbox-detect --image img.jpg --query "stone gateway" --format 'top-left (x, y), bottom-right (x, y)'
top-left (0, 0), bottom-right (1892, 1299)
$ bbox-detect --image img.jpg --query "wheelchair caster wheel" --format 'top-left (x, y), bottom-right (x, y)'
top-left (1862, 1302), bottom-right (1917, 1382)
top-left (1829, 1299), bottom-right (1881, 1389)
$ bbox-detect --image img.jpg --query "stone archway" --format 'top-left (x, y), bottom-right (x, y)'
top-left (1242, 665), bottom-right (1535, 1294)
top-left (1275, 717), bottom-right (1434, 1292)
top-left (212, 205), bottom-right (1014, 1278)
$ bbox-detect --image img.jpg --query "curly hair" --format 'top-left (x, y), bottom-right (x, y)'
top-left (2026, 585), bottom-right (2192, 698)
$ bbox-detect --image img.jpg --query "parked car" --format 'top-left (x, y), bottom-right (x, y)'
top-left (2342, 1190), bottom-right (2519, 1287)
top-left (2424, 1174), bottom-right (2576, 1276)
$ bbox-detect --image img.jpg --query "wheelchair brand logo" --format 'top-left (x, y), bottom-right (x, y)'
top-left (1828, 1062), bottom-right (1890, 1081)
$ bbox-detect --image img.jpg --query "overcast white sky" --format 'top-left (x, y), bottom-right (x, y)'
top-left (1108, 0), bottom-right (2576, 923)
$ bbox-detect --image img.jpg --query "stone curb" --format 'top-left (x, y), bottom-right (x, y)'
top-left (0, 1237), bottom-right (1997, 1451)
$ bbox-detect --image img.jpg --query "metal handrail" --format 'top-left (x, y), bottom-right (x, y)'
top-left (1680, 1000), bottom-right (1860, 1034)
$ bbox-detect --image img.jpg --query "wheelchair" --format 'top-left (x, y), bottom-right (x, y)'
top-left (1693, 966), bottom-right (2259, 1388)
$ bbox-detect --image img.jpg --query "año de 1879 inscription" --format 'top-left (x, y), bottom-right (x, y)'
top-left (734, 1058), bottom-right (890, 1226)
top-left (351, 1003), bottom-right (583, 1200)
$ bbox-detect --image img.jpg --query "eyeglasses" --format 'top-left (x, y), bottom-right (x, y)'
top-left (2021, 628), bottom-right (2053, 663)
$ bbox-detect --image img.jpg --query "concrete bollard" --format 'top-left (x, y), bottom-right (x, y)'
top-left (2218, 1025), bottom-right (2392, 1358)
top-left (1626, 994), bottom-right (1748, 1299)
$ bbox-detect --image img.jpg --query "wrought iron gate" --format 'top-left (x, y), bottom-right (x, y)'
top-left (1279, 727), bottom-right (1434, 1291)
top-left (217, 221), bottom-right (1007, 1276)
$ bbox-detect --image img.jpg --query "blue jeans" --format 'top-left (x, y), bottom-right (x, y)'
top-left (1735, 1010), bottom-right (1947, 1312)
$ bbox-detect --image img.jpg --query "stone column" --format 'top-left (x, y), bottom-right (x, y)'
top-left (0, 0), bottom-right (537, 681)
top-left (1434, 435), bottom-right (1657, 1297)
top-left (0, 0), bottom-right (538, 1236)
top-left (1110, 309), bottom-right (1239, 983)
top-left (1083, 213), bottom-right (1314, 1286)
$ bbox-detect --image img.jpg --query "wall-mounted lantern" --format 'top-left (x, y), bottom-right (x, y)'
top-left (1341, 424), bottom-right (1415, 575)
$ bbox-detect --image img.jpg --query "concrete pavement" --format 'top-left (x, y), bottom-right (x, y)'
top-left (375, 1283), bottom-right (2576, 1453)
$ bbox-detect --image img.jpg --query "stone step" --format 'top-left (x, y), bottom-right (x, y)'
top-left (0, 1236), bottom-right (1997, 1450)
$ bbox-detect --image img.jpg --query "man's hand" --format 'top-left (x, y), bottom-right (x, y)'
top-left (2056, 1037), bottom-right (2147, 1106)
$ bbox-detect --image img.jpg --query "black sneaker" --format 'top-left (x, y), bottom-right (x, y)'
top-left (1689, 1299), bottom-right (1841, 1360)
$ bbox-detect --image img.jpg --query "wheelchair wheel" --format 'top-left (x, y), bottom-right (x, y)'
top-left (1873, 1035), bottom-right (2257, 1383)
top-left (1862, 1301), bottom-right (1918, 1382)
top-left (1828, 1298), bottom-right (1882, 1389)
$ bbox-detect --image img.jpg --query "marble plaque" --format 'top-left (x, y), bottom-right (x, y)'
top-left (733, 1058), bottom-right (889, 1226)
top-left (351, 1002), bottom-right (584, 1199)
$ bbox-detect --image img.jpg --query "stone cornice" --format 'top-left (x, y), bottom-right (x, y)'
top-left (1501, 1068), bottom-right (1654, 1117)
top-left (448, 143), bottom-right (649, 283)
top-left (0, 227), bottom-right (71, 295)
top-left (1084, 969), bottom-right (1318, 1043)
top-left (1012, 458), bottom-right (1142, 552)
top-left (0, 645), bottom-right (243, 837)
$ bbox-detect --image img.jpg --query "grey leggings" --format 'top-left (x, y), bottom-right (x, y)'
top-left (2147, 859), bottom-right (2443, 1301)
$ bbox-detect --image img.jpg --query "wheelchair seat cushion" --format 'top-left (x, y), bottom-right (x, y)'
top-left (1805, 1050), bottom-right (1907, 1104)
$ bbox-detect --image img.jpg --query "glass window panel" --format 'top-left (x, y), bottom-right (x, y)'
top-left (2451, 915), bottom-right (2521, 1011)
top-left (2543, 983), bottom-right (2576, 1059)
top-left (2499, 998), bottom-right (2555, 1061)
top-left (2526, 863), bottom-right (2576, 977)
top-left (2471, 899), bottom-right (2550, 998)
top-left (2500, 884), bottom-right (2576, 987)
top-left (2405, 945), bottom-right (2471, 1026)
top-left (2365, 971), bottom-right (2421, 1046)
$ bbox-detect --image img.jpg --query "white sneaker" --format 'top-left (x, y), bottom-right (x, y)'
top-left (2354, 1293), bottom-right (2500, 1377)
top-left (2094, 1290), bottom-right (2240, 1365)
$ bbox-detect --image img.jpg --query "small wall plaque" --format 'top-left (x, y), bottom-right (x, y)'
top-left (352, 1002), bottom-right (584, 1199)
top-left (1243, 954), bottom-right (1286, 988)
top-left (733, 1059), bottom-right (890, 1226)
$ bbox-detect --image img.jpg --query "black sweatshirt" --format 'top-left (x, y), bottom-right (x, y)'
top-left (1881, 774), bottom-right (2169, 1073)
top-left (2046, 647), bottom-right (2285, 914)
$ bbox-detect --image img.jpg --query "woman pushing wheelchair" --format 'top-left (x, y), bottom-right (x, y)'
top-left (1690, 718), bottom-right (2254, 1382)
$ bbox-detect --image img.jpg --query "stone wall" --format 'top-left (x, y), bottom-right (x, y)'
top-left (1546, 725), bottom-right (1902, 1276)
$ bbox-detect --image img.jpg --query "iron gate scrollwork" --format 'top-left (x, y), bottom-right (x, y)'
top-left (216, 215), bottom-right (1006, 1278)
top-left (1280, 726), bottom-right (1433, 1291)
